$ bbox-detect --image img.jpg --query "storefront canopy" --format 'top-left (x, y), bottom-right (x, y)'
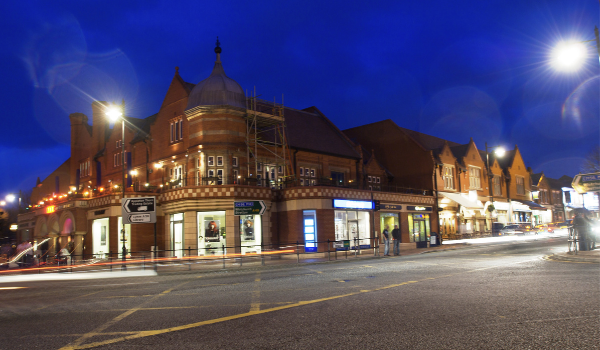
top-left (439, 192), bottom-right (483, 209)
top-left (512, 199), bottom-right (548, 211)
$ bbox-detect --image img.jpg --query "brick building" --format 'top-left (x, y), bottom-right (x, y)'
top-left (19, 42), bottom-right (437, 258)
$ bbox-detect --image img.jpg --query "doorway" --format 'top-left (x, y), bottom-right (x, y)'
top-left (170, 213), bottom-right (184, 257)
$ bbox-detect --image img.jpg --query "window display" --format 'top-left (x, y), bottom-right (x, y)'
top-left (334, 210), bottom-right (370, 249)
top-left (198, 211), bottom-right (226, 255)
top-left (303, 210), bottom-right (317, 252)
top-left (379, 212), bottom-right (399, 243)
top-left (240, 214), bottom-right (261, 254)
top-left (92, 218), bottom-right (109, 258)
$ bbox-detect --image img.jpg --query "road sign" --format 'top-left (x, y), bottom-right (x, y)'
top-left (234, 201), bottom-right (266, 215)
top-left (572, 172), bottom-right (600, 194)
top-left (122, 197), bottom-right (156, 224)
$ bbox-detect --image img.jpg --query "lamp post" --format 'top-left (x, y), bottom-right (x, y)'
top-left (485, 143), bottom-right (505, 220)
top-left (106, 102), bottom-right (127, 269)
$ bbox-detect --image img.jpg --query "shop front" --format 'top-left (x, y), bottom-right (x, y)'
top-left (407, 206), bottom-right (431, 248)
top-left (511, 201), bottom-right (531, 223)
top-left (379, 205), bottom-right (400, 244)
top-left (333, 199), bottom-right (372, 250)
top-left (170, 213), bottom-right (184, 257)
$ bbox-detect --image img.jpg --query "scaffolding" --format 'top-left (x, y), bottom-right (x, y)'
top-left (245, 89), bottom-right (293, 188)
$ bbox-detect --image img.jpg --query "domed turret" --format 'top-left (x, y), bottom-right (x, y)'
top-left (186, 38), bottom-right (246, 110)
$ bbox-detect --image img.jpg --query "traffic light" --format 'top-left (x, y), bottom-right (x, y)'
top-left (373, 200), bottom-right (380, 211)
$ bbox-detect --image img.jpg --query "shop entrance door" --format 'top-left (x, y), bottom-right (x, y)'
top-left (348, 220), bottom-right (359, 249)
top-left (414, 219), bottom-right (427, 248)
top-left (171, 214), bottom-right (183, 257)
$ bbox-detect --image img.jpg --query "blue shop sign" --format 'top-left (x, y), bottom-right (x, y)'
top-left (333, 199), bottom-right (374, 210)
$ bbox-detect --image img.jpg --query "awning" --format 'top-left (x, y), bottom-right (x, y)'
top-left (512, 199), bottom-right (548, 211)
top-left (439, 192), bottom-right (483, 209)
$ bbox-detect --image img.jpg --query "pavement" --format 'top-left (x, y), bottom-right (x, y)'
top-left (1, 238), bottom-right (597, 280)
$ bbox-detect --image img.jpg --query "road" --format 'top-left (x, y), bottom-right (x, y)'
top-left (1, 236), bottom-right (598, 349)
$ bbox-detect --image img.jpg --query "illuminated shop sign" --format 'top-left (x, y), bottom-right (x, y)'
top-left (381, 204), bottom-right (401, 210)
top-left (332, 199), bottom-right (374, 210)
top-left (46, 206), bottom-right (56, 214)
top-left (407, 206), bottom-right (432, 212)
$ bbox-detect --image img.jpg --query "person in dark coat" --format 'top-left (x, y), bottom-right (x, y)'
top-left (573, 213), bottom-right (591, 251)
top-left (382, 225), bottom-right (390, 256)
top-left (391, 225), bottom-right (401, 256)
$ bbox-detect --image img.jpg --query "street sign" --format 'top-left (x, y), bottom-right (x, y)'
top-left (122, 197), bottom-right (157, 224)
top-left (234, 201), bottom-right (266, 215)
top-left (572, 172), bottom-right (600, 194)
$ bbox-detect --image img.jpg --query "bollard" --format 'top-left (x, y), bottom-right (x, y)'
top-left (222, 244), bottom-right (226, 269)
top-left (327, 240), bottom-right (331, 261)
top-left (261, 243), bottom-right (265, 266)
top-left (355, 238), bottom-right (358, 257)
top-left (297, 241), bottom-right (300, 264)
top-left (110, 257), bottom-right (112, 272)
top-left (188, 246), bottom-right (192, 271)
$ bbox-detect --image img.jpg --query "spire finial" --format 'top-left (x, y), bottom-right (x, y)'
top-left (214, 36), bottom-right (222, 63)
top-left (175, 66), bottom-right (179, 73)
top-left (215, 36), bottom-right (222, 54)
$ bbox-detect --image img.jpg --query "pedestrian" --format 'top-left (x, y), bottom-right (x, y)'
top-left (382, 225), bottom-right (390, 256)
top-left (573, 213), bottom-right (590, 251)
top-left (392, 224), bottom-right (401, 256)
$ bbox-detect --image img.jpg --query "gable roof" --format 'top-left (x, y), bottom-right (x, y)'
top-left (397, 126), bottom-right (461, 150)
top-left (531, 172), bottom-right (543, 186)
top-left (285, 106), bottom-right (360, 159)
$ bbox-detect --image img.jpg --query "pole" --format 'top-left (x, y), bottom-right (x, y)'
top-left (121, 104), bottom-right (127, 271)
top-left (485, 142), bottom-right (494, 231)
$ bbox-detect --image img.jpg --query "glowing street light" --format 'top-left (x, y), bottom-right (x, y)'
top-left (551, 26), bottom-right (600, 72)
top-left (551, 41), bottom-right (588, 72)
top-left (5, 194), bottom-right (15, 202)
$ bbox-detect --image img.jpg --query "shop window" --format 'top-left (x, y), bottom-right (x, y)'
top-left (240, 214), bottom-right (262, 255)
top-left (303, 210), bottom-right (318, 252)
top-left (379, 212), bottom-right (399, 243)
top-left (334, 210), bottom-right (370, 249)
top-left (198, 211), bottom-right (226, 256)
top-left (92, 218), bottom-right (110, 258)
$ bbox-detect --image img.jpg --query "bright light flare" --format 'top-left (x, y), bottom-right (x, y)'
top-left (5, 194), bottom-right (15, 202)
top-left (551, 41), bottom-right (588, 72)
top-left (494, 147), bottom-right (505, 157)
top-left (106, 105), bottom-right (123, 122)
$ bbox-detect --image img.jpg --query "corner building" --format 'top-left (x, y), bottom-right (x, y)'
top-left (20, 42), bottom-right (436, 258)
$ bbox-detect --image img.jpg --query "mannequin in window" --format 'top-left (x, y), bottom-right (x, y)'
top-left (244, 220), bottom-right (254, 240)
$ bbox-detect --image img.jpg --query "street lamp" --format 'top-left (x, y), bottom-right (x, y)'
top-left (551, 26), bottom-right (600, 71)
top-left (485, 142), bottom-right (505, 218)
top-left (106, 102), bottom-right (127, 269)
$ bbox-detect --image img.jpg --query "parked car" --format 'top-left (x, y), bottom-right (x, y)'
top-left (534, 224), bottom-right (548, 233)
top-left (499, 224), bottom-right (523, 235)
top-left (492, 223), bottom-right (505, 236)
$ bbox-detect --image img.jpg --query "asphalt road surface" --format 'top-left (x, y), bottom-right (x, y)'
top-left (1, 236), bottom-right (598, 349)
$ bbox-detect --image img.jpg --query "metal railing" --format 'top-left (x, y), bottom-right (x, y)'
top-left (0, 238), bottom-right (384, 274)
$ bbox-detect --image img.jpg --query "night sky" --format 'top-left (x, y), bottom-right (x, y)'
top-left (0, 0), bottom-right (598, 198)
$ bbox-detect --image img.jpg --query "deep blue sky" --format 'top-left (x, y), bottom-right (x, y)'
top-left (0, 0), bottom-right (598, 198)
